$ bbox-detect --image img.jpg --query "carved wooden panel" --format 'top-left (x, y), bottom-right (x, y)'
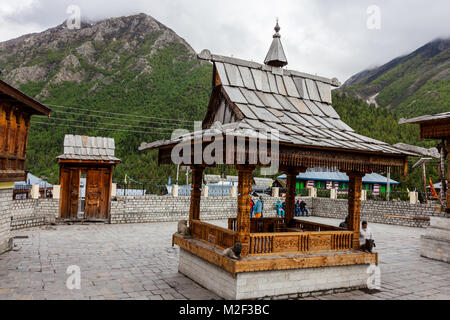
top-left (272, 235), bottom-right (299, 253)
top-left (309, 234), bottom-right (331, 251)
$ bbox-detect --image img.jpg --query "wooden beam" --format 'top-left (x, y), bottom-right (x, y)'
top-left (236, 165), bottom-right (255, 257)
top-left (188, 165), bottom-right (204, 226)
top-left (347, 171), bottom-right (364, 250)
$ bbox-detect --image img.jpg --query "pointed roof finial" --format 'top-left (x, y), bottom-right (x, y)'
top-left (274, 17), bottom-right (280, 36)
top-left (264, 19), bottom-right (288, 68)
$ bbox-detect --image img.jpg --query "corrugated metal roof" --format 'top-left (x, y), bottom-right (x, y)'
top-left (57, 134), bottom-right (120, 162)
top-left (14, 173), bottom-right (53, 188)
top-left (277, 170), bottom-right (398, 185)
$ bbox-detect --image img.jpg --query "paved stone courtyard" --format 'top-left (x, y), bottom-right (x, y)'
top-left (0, 217), bottom-right (449, 300)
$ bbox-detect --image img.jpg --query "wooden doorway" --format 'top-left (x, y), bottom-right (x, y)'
top-left (59, 166), bottom-right (113, 222)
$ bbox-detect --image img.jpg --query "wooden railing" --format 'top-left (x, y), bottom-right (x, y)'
top-left (190, 220), bottom-right (236, 250)
top-left (228, 217), bottom-right (286, 233)
top-left (248, 231), bottom-right (353, 256)
top-left (292, 219), bottom-right (346, 232)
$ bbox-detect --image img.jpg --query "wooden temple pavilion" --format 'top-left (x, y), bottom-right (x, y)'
top-left (140, 23), bottom-right (415, 298)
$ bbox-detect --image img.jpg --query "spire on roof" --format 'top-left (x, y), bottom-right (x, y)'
top-left (264, 19), bottom-right (288, 68)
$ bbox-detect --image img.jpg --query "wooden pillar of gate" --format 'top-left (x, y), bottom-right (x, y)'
top-left (347, 171), bottom-right (364, 250)
top-left (236, 165), bottom-right (254, 258)
top-left (189, 166), bottom-right (204, 226)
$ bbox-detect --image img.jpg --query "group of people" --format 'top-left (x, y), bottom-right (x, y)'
top-left (249, 197), bottom-right (310, 218)
top-left (275, 200), bottom-right (309, 217)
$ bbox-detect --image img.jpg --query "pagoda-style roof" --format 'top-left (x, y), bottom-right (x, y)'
top-left (140, 50), bottom-right (414, 173)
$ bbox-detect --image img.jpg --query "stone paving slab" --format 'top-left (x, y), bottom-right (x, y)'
top-left (0, 217), bottom-right (448, 300)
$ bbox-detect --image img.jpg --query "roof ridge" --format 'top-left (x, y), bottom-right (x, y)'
top-left (197, 49), bottom-right (341, 86)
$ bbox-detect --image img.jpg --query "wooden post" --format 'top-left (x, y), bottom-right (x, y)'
top-left (285, 169), bottom-right (297, 223)
top-left (236, 165), bottom-right (254, 258)
top-left (446, 138), bottom-right (450, 214)
top-left (440, 140), bottom-right (446, 207)
top-left (422, 162), bottom-right (428, 204)
top-left (347, 171), bottom-right (364, 250)
top-left (188, 166), bottom-right (204, 226)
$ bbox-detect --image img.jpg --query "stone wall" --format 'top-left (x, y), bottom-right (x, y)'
top-left (0, 189), bottom-right (13, 254)
top-left (310, 198), bottom-right (440, 228)
top-left (9, 198), bottom-right (58, 230)
top-left (109, 196), bottom-right (295, 224)
top-left (5, 195), bottom-right (441, 230)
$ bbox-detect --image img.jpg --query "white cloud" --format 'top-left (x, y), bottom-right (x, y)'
top-left (0, 0), bottom-right (449, 82)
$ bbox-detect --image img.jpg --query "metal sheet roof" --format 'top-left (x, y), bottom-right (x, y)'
top-left (277, 170), bottom-right (399, 185)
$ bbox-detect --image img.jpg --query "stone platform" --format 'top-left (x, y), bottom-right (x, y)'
top-left (420, 216), bottom-right (450, 263)
top-left (179, 248), bottom-right (372, 299)
top-left (174, 231), bottom-right (377, 300)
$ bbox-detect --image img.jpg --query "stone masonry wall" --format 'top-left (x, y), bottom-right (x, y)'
top-left (0, 189), bottom-right (13, 254)
top-left (310, 198), bottom-right (440, 228)
top-left (9, 198), bottom-right (58, 230)
top-left (6, 195), bottom-right (441, 230)
top-left (109, 196), bottom-right (304, 224)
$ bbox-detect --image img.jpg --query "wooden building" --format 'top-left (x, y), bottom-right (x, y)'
top-left (140, 22), bottom-right (414, 298)
top-left (400, 112), bottom-right (449, 262)
top-left (57, 134), bottom-right (120, 222)
top-left (400, 112), bottom-right (450, 212)
top-left (0, 79), bottom-right (50, 255)
top-left (0, 80), bottom-right (51, 185)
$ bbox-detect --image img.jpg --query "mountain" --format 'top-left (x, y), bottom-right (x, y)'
top-left (339, 38), bottom-right (450, 117)
top-left (0, 13), bottom-right (214, 187)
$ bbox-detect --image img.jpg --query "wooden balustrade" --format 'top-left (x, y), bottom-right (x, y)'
top-left (248, 231), bottom-right (353, 256)
top-left (292, 219), bottom-right (346, 232)
top-left (228, 217), bottom-right (285, 233)
top-left (190, 220), bottom-right (236, 249)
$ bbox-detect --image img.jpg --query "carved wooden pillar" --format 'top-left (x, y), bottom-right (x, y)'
top-left (189, 165), bottom-right (204, 226)
top-left (446, 138), bottom-right (450, 214)
top-left (347, 171), bottom-right (364, 250)
top-left (285, 169), bottom-right (297, 223)
top-left (236, 165), bottom-right (254, 258)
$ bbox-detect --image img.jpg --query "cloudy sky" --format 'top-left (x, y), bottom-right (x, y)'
top-left (0, 0), bottom-right (449, 82)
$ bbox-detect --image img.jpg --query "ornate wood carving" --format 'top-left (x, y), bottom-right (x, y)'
top-left (236, 165), bottom-right (254, 257)
top-left (189, 166), bottom-right (204, 226)
top-left (347, 171), bottom-right (364, 249)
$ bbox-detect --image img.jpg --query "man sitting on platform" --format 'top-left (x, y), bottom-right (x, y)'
top-left (299, 200), bottom-right (309, 216)
top-left (359, 221), bottom-right (376, 253)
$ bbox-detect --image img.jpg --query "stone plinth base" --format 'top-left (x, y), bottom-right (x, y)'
top-left (420, 217), bottom-right (450, 263)
top-left (179, 249), bottom-right (371, 300)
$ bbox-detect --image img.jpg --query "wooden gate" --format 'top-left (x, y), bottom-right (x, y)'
top-left (59, 168), bottom-right (80, 219)
top-left (84, 168), bottom-right (111, 221)
top-left (59, 166), bottom-right (113, 222)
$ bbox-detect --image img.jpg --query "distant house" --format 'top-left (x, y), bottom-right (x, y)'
top-left (276, 168), bottom-right (398, 195)
top-left (14, 173), bottom-right (53, 199)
